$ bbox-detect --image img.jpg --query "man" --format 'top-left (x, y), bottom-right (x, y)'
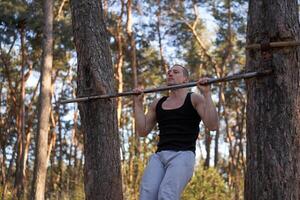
top-left (134, 64), bottom-right (218, 200)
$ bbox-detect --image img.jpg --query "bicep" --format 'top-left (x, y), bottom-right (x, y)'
top-left (192, 93), bottom-right (205, 118)
top-left (145, 109), bottom-right (156, 133)
top-left (145, 99), bottom-right (158, 133)
top-left (192, 94), bottom-right (217, 130)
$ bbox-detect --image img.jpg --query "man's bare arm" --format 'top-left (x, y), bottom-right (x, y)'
top-left (192, 77), bottom-right (219, 131)
top-left (134, 95), bottom-right (159, 137)
top-left (192, 93), bottom-right (219, 131)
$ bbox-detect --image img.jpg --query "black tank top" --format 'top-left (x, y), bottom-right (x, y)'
top-left (156, 92), bottom-right (201, 153)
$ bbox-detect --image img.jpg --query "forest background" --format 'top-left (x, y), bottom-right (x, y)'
top-left (1, 0), bottom-right (298, 199)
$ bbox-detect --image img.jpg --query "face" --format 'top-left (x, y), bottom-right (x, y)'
top-left (166, 65), bottom-right (188, 85)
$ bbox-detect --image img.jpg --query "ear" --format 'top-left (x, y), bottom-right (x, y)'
top-left (183, 77), bottom-right (189, 83)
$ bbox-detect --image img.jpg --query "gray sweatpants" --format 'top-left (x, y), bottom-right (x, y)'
top-left (139, 150), bottom-right (195, 200)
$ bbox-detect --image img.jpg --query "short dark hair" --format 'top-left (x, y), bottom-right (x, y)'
top-left (171, 64), bottom-right (189, 78)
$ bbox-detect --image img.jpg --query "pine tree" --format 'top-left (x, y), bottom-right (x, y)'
top-left (70, 0), bottom-right (123, 199)
top-left (245, 0), bottom-right (300, 199)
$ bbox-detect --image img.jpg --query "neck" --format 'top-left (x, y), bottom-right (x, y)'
top-left (169, 88), bottom-right (189, 98)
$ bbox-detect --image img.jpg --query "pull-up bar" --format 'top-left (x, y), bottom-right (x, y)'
top-left (59, 69), bottom-right (273, 104)
top-left (59, 40), bottom-right (300, 104)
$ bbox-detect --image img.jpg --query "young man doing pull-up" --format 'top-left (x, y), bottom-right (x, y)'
top-left (134, 64), bottom-right (219, 200)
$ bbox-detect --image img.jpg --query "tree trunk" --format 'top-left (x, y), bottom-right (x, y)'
top-left (14, 22), bottom-right (27, 200)
top-left (30, 0), bottom-right (53, 199)
top-left (2, 141), bottom-right (17, 200)
top-left (245, 0), bottom-right (300, 199)
top-left (204, 128), bottom-right (211, 168)
top-left (214, 83), bottom-right (223, 167)
top-left (156, 0), bottom-right (168, 74)
top-left (1, 146), bottom-right (7, 199)
top-left (126, 1), bottom-right (141, 199)
top-left (115, 0), bottom-right (125, 128)
top-left (70, 0), bottom-right (123, 199)
top-left (126, 0), bottom-right (138, 88)
top-left (58, 107), bottom-right (63, 199)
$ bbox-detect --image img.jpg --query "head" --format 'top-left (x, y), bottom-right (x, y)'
top-left (166, 64), bottom-right (189, 86)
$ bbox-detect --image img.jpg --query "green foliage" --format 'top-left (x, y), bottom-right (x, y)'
top-left (69, 181), bottom-right (85, 200)
top-left (181, 164), bottom-right (232, 200)
top-left (0, 183), bottom-right (13, 200)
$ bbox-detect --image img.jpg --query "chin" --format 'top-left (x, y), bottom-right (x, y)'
top-left (167, 82), bottom-right (176, 86)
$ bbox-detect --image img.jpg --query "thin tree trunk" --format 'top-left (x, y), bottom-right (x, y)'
top-left (1, 62), bottom-right (17, 200)
top-left (14, 22), bottom-right (26, 200)
top-left (70, 0), bottom-right (123, 199)
top-left (57, 106), bottom-right (63, 199)
top-left (72, 108), bottom-right (79, 172)
top-left (225, 113), bottom-right (234, 187)
top-left (237, 91), bottom-right (246, 172)
top-left (245, 0), bottom-right (300, 199)
top-left (126, 0), bottom-right (138, 88)
top-left (214, 0), bottom-right (233, 168)
top-left (1, 147), bottom-right (6, 199)
top-left (21, 131), bottom-right (31, 198)
top-left (46, 130), bottom-right (56, 170)
top-left (68, 142), bottom-right (73, 195)
top-left (2, 140), bottom-right (17, 200)
top-left (204, 128), bottom-right (211, 168)
top-left (116, 0), bottom-right (125, 128)
top-left (30, 0), bottom-right (53, 198)
top-left (47, 107), bottom-right (58, 198)
top-left (156, 0), bottom-right (168, 74)
top-left (126, 1), bottom-right (141, 199)
top-left (214, 83), bottom-right (223, 167)
top-left (56, 0), bottom-right (67, 20)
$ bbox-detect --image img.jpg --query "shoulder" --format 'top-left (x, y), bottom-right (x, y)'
top-left (190, 92), bottom-right (205, 108)
top-left (149, 97), bottom-right (164, 110)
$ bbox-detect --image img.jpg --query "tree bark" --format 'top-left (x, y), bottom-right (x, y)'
top-left (14, 22), bottom-right (27, 199)
top-left (115, 0), bottom-right (125, 128)
top-left (126, 1), bottom-right (141, 198)
top-left (70, 0), bottom-right (123, 199)
top-left (1, 146), bottom-right (7, 200)
top-left (245, 0), bottom-right (300, 199)
top-left (2, 140), bottom-right (17, 200)
top-left (30, 0), bottom-right (53, 199)
top-left (156, 0), bottom-right (168, 74)
top-left (204, 128), bottom-right (211, 168)
top-left (126, 0), bottom-right (138, 88)
top-left (214, 82), bottom-right (223, 167)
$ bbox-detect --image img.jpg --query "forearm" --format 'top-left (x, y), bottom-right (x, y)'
top-left (203, 93), bottom-right (219, 130)
top-left (134, 100), bottom-right (147, 136)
